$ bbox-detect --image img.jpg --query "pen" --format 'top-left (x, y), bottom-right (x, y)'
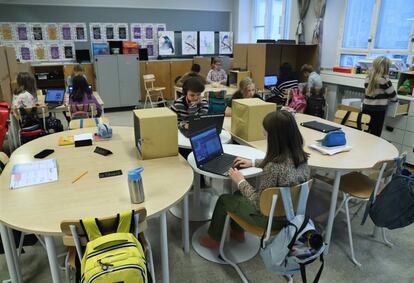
top-left (72, 171), bottom-right (88, 184)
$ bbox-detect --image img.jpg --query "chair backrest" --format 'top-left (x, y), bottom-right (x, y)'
top-left (69, 103), bottom-right (96, 119)
top-left (0, 152), bottom-right (9, 174)
top-left (208, 90), bottom-right (226, 114)
top-left (334, 106), bottom-right (371, 131)
top-left (259, 179), bottom-right (313, 221)
top-left (68, 116), bottom-right (110, 130)
top-left (14, 106), bottom-right (48, 131)
top-left (60, 208), bottom-right (147, 247)
top-left (143, 74), bottom-right (156, 91)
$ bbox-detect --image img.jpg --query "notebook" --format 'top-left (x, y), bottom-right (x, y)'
top-left (300, 121), bottom-right (341, 133)
top-left (10, 159), bottom-right (58, 189)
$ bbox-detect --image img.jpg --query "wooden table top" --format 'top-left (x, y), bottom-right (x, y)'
top-left (223, 113), bottom-right (399, 170)
top-left (0, 126), bottom-right (193, 235)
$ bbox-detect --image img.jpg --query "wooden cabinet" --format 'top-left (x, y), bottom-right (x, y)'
top-left (169, 60), bottom-right (193, 92)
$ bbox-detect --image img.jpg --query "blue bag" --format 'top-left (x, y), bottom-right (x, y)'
top-left (320, 130), bottom-right (346, 147)
top-left (97, 123), bottom-right (112, 139)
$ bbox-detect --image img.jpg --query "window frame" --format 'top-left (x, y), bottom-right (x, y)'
top-left (251, 0), bottom-right (288, 42)
top-left (337, 0), bottom-right (414, 67)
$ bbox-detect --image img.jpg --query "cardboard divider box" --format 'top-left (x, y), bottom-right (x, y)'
top-left (133, 108), bottom-right (178, 160)
top-left (0, 46), bottom-right (9, 81)
top-left (5, 47), bottom-right (18, 81)
top-left (231, 98), bottom-right (276, 141)
top-left (0, 78), bottom-right (12, 103)
top-left (17, 62), bottom-right (32, 74)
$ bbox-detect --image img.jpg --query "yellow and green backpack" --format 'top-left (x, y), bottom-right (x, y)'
top-left (80, 210), bottom-right (148, 283)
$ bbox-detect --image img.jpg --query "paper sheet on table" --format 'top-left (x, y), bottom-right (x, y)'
top-left (74, 133), bottom-right (93, 141)
top-left (10, 159), bottom-right (58, 189)
top-left (308, 143), bottom-right (352, 155)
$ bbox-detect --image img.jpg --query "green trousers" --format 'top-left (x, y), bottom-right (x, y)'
top-left (207, 191), bottom-right (287, 241)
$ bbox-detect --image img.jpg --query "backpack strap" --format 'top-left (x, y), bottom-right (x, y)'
top-left (288, 215), bottom-right (310, 249)
top-left (116, 210), bottom-right (134, 233)
top-left (300, 253), bottom-right (324, 283)
top-left (80, 218), bottom-right (103, 242)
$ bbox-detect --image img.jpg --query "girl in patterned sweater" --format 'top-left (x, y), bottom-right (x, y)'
top-left (12, 72), bottom-right (37, 109)
top-left (363, 57), bottom-right (397, 136)
top-left (200, 110), bottom-right (310, 248)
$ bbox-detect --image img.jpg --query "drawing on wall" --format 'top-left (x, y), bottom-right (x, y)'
top-left (59, 23), bottom-right (73, 41)
top-left (199, 31), bottom-right (215, 55)
top-left (182, 31), bottom-right (198, 55)
top-left (117, 23), bottom-right (128, 40)
top-left (33, 43), bottom-right (47, 61)
top-left (131, 23), bottom-right (143, 40)
top-left (156, 24), bottom-right (166, 34)
top-left (48, 43), bottom-right (61, 60)
top-left (30, 23), bottom-right (44, 41)
top-left (73, 23), bottom-right (87, 41)
top-left (16, 23), bottom-right (29, 41)
top-left (219, 32), bottom-right (233, 54)
top-left (104, 23), bottom-right (116, 40)
top-left (90, 23), bottom-right (103, 41)
top-left (143, 24), bottom-right (154, 40)
top-left (62, 43), bottom-right (75, 60)
top-left (45, 23), bottom-right (59, 41)
top-left (17, 44), bottom-right (33, 61)
top-left (158, 31), bottom-right (175, 56)
top-left (143, 41), bottom-right (156, 57)
top-left (0, 23), bottom-right (15, 41)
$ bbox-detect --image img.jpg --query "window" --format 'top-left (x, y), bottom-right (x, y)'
top-left (342, 0), bottom-right (375, 49)
top-left (338, 0), bottom-right (414, 67)
top-left (375, 0), bottom-right (414, 49)
top-left (252, 0), bottom-right (287, 42)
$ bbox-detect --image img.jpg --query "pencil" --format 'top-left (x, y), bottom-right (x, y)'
top-left (72, 171), bottom-right (88, 184)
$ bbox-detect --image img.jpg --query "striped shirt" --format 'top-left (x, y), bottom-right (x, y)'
top-left (206, 69), bottom-right (227, 84)
top-left (170, 95), bottom-right (209, 129)
top-left (275, 79), bottom-right (299, 96)
top-left (363, 76), bottom-right (397, 110)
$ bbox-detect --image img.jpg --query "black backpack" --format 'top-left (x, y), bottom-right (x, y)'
top-left (306, 94), bottom-right (325, 118)
top-left (362, 158), bottom-right (414, 229)
top-left (45, 116), bottom-right (63, 134)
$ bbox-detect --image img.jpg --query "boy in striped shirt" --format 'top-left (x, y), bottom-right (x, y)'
top-left (170, 77), bottom-right (208, 131)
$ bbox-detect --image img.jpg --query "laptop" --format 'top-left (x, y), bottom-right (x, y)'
top-left (68, 85), bottom-right (92, 94)
top-left (300, 121), bottom-right (341, 133)
top-left (264, 75), bottom-right (278, 88)
top-left (180, 114), bottom-right (225, 138)
top-left (189, 126), bottom-right (237, 176)
top-left (45, 89), bottom-right (65, 108)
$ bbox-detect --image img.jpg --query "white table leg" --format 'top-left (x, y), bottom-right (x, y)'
top-left (0, 224), bottom-right (21, 283)
top-left (45, 236), bottom-right (61, 283)
top-left (182, 193), bottom-right (190, 254)
top-left (324, 170), bottom-right (341, 254)
top-left (160, 212), bottom-right (169, 283)
top-left (7, 228), bottom-right (22, 283)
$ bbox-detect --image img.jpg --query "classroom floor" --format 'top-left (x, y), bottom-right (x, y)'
top-left (1, 110), bottom-right (414, 283)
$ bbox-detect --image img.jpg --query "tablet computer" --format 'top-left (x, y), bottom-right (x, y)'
top-left (300, 121), bottom-right (341, 133)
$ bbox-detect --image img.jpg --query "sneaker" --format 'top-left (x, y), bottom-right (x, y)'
top-left (199, 234), bottom-right (220, 249)
top-left (230, 230), bottom-right (245, 242)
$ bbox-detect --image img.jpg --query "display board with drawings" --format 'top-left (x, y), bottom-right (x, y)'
top-left (0, 22), bottom-right (87, 62)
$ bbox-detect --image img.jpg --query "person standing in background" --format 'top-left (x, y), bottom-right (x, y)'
top-left (300, 64), bottom-right (323, 94)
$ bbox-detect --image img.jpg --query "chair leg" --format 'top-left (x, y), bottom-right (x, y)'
top-left (145, 237), bottom-right (156, 283)
top-left (344, 196), bottom-right (361, 267)
top-left (17, 232), bottom-right (25, 257)
top-left (381, 228), bottom-right (393, 247)
top-left (334, 192), bottom-right (346, 219)
top-left (350, 200), bottom-right (366, 222)
top-left (144, 94), bottom-right (148, 108)
top-left (219, 215), bottom-right (249, 283)
top-left (283, 274), bottom-right (293, 283)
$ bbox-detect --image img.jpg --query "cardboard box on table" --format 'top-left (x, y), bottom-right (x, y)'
top-left (0, 78), bottom-right (12, 103)
top-left (5, 47), bottom-right (18, 81)
top-left (231, 98), bottom-right (276, 141)
top-left (133, 108), bottom-right (178, 159)
top-left (17, 62), bottom-right (32, 74)
top-left (0, 47), bottom-right (9, 81)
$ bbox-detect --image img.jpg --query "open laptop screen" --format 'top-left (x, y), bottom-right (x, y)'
top-left (45, 89), bottom-right (65, 103)
top-left (190, 127), bottom-right (223, 165)
top-left (264, 75), bottom-right (277, 87)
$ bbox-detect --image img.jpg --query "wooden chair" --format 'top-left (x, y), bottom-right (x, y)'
top-left (331, 157), bottom-right (401, 266)
top-left (208, 90), bottom-right (226, 114)
top-left (334, 104), bottom-right (371, 132)
top-left (13, 106), bottom-right (49, 146)
top-left (143, 74), bottom-right (167, 108)
top-left (69, 103), bottom-right (97, 119)
top-left (219, 180), bottom-right (313, 283)
top-left (68, 117), bottom-right (109, 130)
top-left (60, 208), bottom-right (155, 283)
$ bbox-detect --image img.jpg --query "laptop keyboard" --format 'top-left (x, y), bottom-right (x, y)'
top-left (202, 154), bottom-right (236, 175)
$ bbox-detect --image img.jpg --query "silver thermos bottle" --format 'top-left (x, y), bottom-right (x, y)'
top-left (128, 167), bottom-right (145, 204)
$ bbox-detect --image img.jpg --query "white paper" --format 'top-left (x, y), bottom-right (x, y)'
top-left (16, 23), bottom-right (29, 41)
top-left (73, 23), bottom-right (87, 41)
top-left (219, 32), bottom-right (233, 54)
top-left (74, 132), bottom-right (93, 141)
top-left (130, 23), bottom-right (143, 41)
top-left (158, 31), bottom-right (175, 56)
top-left (143, 24), bottom-right (154, 40)
top-left (61, 43), bottom-right (75, 60)
top-left (143, 40), bottom-right (156, 57)
top-left (199, 31), bottom-right (215, 55)
top-left (10, 159), bottom-right (58, 189)
top-left (116, 23), bottom-right (129, 41)
top-left (47, 43), bottom-right (61, 60)
top-left (0, 23), bottom-right (16, 41)
top-left (308, 143), bottom-right (352, 155)
top-left (90, 23), bottom-right (103, 41)
top-left (30, 23), bottom-right (44, 41)
top-left (45, 23), bottom-right (59, 41)
top-left (103, 23), bottom-right (116, 41)
top-left (33, 43), bottom-right (48, 61)
top-left (155, 23), bottom-right (166, 34)
top-left (17, 43), bottom-right (33, 62)
top-left (59, 23), bottom-right (73, 41)
top-left (182, 31), bottom-right (197, 55)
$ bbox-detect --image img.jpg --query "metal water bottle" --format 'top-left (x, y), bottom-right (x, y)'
top-left (128, 167), bottom-right (145, 204)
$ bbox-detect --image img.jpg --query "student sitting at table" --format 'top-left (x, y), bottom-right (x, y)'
top-left (12, 72), bottom-right (37, 109)
top-left (225, 77), bottom-right (261, 117)
top-left (206, 57), bottom-right (227, 85)
top-left (199, 110), bottom-right (310, 248)
top-left (267, 62), bottom-right (299, 105)
top-left (66, 64), bottom-right (87, 90)
top-left (171, 77), bottom-right (208, 131)
top-left (69, 75), bottom-right (102, 118)
top-left (176, 63), bottom-right (207, 87)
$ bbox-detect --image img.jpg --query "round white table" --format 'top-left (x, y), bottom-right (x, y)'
top-left (0, 126), bottom-right (193, 283)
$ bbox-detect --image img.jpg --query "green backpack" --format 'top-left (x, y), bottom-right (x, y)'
top-left (80, 210), bottom-right (148, 283)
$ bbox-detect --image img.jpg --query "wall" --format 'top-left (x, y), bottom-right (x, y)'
top-left (233, 0), bottom-right (251, 43)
